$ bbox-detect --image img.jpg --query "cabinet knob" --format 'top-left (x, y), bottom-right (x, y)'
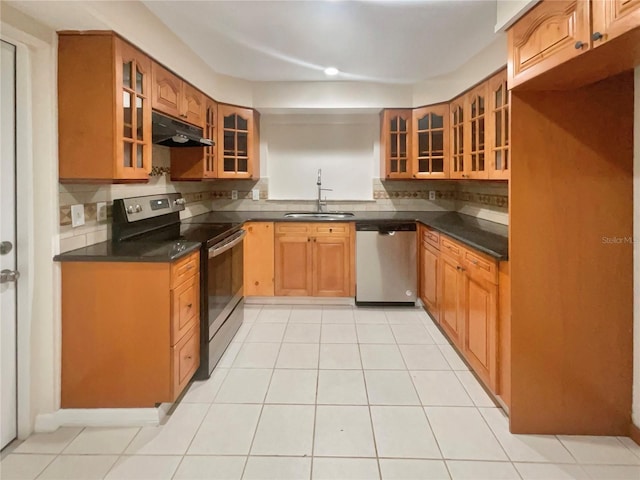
top-left (308, 238), bottom-right (311, 242)
top-left (185, 355), bottom-right (192, 360)
top-left (329, 228), bottom-right (333, 233)
top-left (254, 281), bottom-right (259, 286)
top-left (574, 41), bottom-right (587, 49)
top-left (187, 303), bottom-right (192, 308)
top-left (592, 31), bottom-right (603, 41)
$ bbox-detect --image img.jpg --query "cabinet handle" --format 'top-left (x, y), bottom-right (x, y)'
top-left (185, 264), bottom-right (193, 270)
top-left (185, 355), bottom-right (193, 360)
top-left (470, 259), bottom-right (478, 265)
top-left (187, 303), bottom-right (193, 308)
top-left (592, 31), bottom-right (603, 41)
top-left (314, 238), bottom-right (317, 242)
top-left (329, 228), bottom-right (333, 233)
top-left (574, 40), bottom-right (587, 49)
top-left (308, 237), bottom-right (311, 242)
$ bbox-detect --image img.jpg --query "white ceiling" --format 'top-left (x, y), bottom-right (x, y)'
top-left (143, 0), bottom-right (498, 85)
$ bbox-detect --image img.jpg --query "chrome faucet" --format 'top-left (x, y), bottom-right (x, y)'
top-left (316, 169), bottom-right (333, 213)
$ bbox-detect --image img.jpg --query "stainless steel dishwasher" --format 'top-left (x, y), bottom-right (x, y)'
top-left (355, 223), bottom-right (417, 305)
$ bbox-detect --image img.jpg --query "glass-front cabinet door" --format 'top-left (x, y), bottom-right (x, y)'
top-left (203, 100), bottom-right (217, 178)
top-left (465, 83), bottom-right (489, 179)
top-left (449, 98), bottom-right (465, 179)
top-left (412, 104), bottom-right (449, 179)
top-left (381, 109), bottom-right (412, 179)
top-left (488, 69), bottom-right (510, 180)
top-left (217, 105), bottom-right (255, 179)
top-left (115, 39), bottom-right (151, 180)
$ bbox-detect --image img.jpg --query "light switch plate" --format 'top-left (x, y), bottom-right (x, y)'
top-left (71, 204), bottom-right (85, 227)
top-left (428, 191), bottom-right (436, 201)
top-left (96, 202), bottom-right (107, 222)
top-left (252, 189), bottom-right (260, 201)
top-left (231, 190), bottom-right (238, 200)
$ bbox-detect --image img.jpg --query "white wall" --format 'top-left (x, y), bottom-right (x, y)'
top-left (254, 82), bottom-right (413, 110)
top-left (633, 67), bottom-right (640, 429)
top-left (495, 0), bottom-right (539, 32)
top-left (263, 114), bottom-right (378, 201)
top-left (412, 36), bottom-right (507, 106)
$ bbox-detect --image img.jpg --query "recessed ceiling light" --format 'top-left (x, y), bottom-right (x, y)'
top-left (324, 67), bottom-right (339, 76)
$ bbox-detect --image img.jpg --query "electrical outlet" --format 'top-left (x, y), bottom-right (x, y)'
top-left (71, 204), bottom-right (85, 227)
top-left (428, 191), bottom-right (436, 201)
top-left (96, 202), bottom-right (107, 222)
top-left (231, 190), bottom-right (238, 200)
top-left (252, 189), bottom-right (260, 201)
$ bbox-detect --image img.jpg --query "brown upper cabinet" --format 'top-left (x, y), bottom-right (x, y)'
top-left (380, 109), bottom-right (413, 179)
top-left (217, 104), bottom-right (260, 179)
top-left (170, 98), bottom-right (218, 181)
top-left (487, 69), bottom-right (510, 180)
top-left (381, 68), bottom-right (508, 182)
top-left (507, 0), bottom-right (640, 89)
top-left (412, 104), bottom-right (450, 179)
top-left (58, 32), bottom-right (152, 183)
top-left (450, 83), bottom-right (490, 180)
top-left (151, 63), bottom-right (206, 128)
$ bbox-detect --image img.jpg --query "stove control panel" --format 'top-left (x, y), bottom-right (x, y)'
top-left (114, 193), bottom-right (186, 223)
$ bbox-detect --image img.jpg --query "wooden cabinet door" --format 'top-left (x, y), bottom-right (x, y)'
top-left (203, 99), bottom-right (217, 178)
top-left (462, 273), bottom-right (498, 390)
top-left (151, 63), bottom-right (182, 119)
top-left (465, 83), bottom-right (489, 180)
top-left (114, 40), bottom-right (152, 181)
top-left (439, 253), bottom-right (463, 347)
top-left (487, 70), bottom-right (510, 180)
top-left (507, 0), bottom-right (591, 89)
top-left (244, 222), bottom-right (275, 296)
top-left (420, 240), bottom-right (440, 321)
top-left (413, 104), bottom-right (449, 179)
top-left (274, 234), bottom-right (312, 296)
top-left (380, 109), bottom-right (413, 179)
top-left (591, 0), bottom-right (640, 46)
top-left (182, 82), bottom-right (206, 128)
top-left (217, 104), bottom-right (255, 179)
top-left (312, 236), bottom-right (350, 297)
top-left (449, 98), bottom-right (465, 179)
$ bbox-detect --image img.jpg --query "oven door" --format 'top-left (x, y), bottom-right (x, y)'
top-left (207, 229), bottom-right (245, 341)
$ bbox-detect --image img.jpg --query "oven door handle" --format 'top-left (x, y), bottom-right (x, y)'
top-left (208, 229), bottom-right (246, 258)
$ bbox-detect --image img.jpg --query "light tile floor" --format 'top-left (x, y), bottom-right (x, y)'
top-left (2, 304), bottom-right (640, 480)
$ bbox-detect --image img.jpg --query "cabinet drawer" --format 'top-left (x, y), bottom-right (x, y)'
top-left (171, 323), bottom-right (200, 401)
top-left (313, 223), bottom-right (350, 236)
top-left (440, 236), bottom-right (462, 260)
top-left (275, 223), bottom-right (312, 235)
top-left (422, 226), bottom-right (440, 249)
top-left (462, 248), bottom-right (498, 285)
top-left (171, 273), bottom-right (200, 345)
top-left (171, 251), bottom-right (199, 288)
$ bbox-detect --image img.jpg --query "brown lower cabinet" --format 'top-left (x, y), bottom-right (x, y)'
top-left (419, 225), bottom-right (509, 404)
top-left (274, 222), bottom-right (354, 297)
top-left (243, 222), bottom-right (275, 296)
top-left (60, 251), bottom-right (200, 408)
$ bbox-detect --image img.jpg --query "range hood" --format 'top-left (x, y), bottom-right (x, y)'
top-left (152, 111), bottom-right (214, 148)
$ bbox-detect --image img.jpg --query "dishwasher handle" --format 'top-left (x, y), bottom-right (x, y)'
top-left (378, 231), bottom-right (396, 236)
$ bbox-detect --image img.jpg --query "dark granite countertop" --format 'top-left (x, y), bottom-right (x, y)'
top-left (185, 211), bottom-right (509, 260)
top-left (54, 239), bottom-right (201, 263)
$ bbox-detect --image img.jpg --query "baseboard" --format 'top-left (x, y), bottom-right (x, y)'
top-left (34, 406), bottom-right (168, 432)
top-left (245, 296), bottom-right (355, 306)
top-left (630, 422), bottom-right (640, 446)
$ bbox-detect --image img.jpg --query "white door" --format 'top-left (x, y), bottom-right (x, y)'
top-left (1, 40), bottom-right (19, 450)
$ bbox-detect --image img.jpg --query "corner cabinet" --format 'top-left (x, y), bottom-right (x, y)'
top-left (60, 251), bottom-right (201, 408)
top-left (170, 98), bottom-right (218, 180)
top-left (151, 62), bottom-right (206, 128)
top-left (217, 104), bottom-right (260, 179)
top-left (58, 32), bottom-right (152, 182)
top-left (380, 109), bottom-right (413, 179)
top-left (591, 0), bottom-right (640, 45)
top-left (274, 223), bottom-right (354, 297)
top-left (412, 105), bottom-right (449, 179)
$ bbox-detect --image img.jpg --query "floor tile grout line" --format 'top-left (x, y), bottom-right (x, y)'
top-left (239, 313), bottom-right (288, 478)
top-left (355, 338), bottom-right (383, 480)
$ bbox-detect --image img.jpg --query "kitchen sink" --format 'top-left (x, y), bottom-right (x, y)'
top-left (284, 212), bottom-right (355, 219)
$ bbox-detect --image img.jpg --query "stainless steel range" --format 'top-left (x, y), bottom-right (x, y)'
top-left (112, 193), bottom-right (245, 379)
